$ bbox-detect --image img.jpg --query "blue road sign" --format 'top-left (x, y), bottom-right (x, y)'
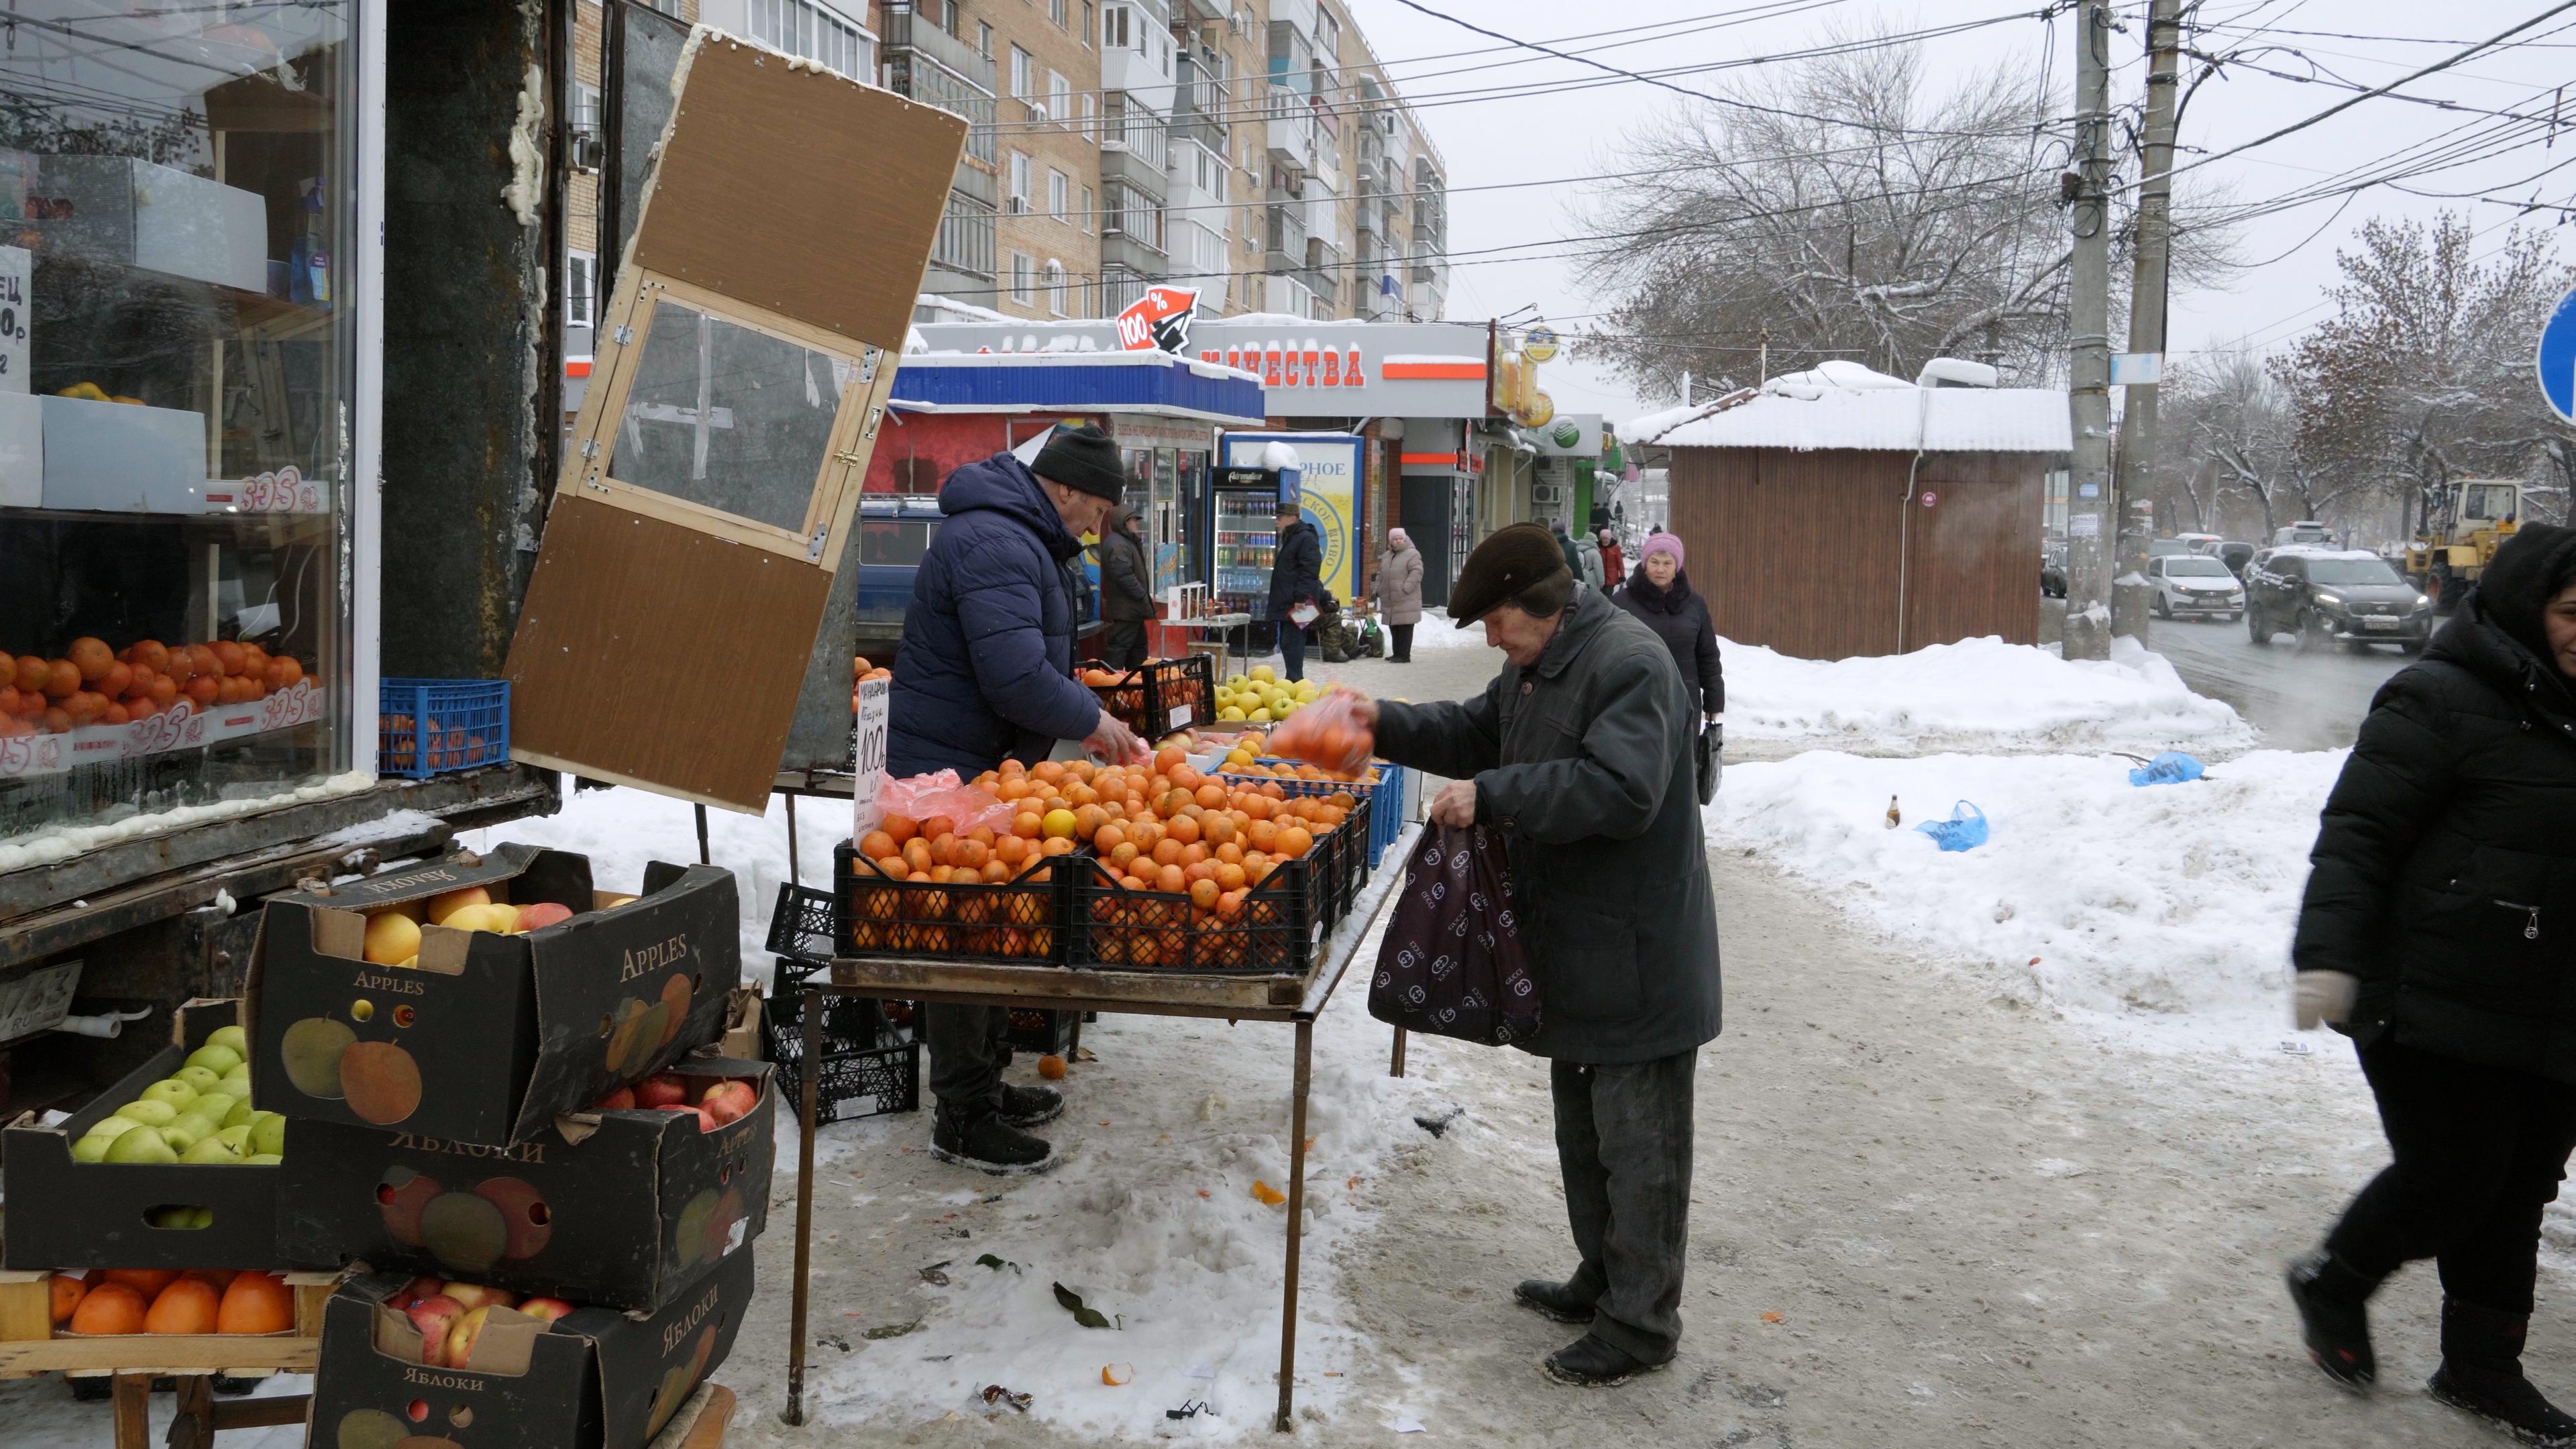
top-left (2542, 284), bottom-right (2576, 425)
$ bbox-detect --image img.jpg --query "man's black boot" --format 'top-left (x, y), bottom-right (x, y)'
top-left (2428, 1297), bottom-right (2576, 1447)
top-left (1541, 1333), bottom-right (1665, 1388)
top-left (1513, 1279), bottom-right (1597, 1325)
top-left (1000, 1082), bottom-right (1063, 1128)
top-left (2285, 1249), bottom-right (2379, 1390)
top-left (930, 1099), bottom-right (1059, 1175)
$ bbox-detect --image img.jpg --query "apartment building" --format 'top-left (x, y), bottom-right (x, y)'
top-left (568, 0), bottom-right (1446, 327)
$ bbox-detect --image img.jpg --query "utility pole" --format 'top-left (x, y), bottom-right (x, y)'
top-left (2062, 0), bottom-right (2116, 661)
top-left (2112, 0), bottom-right (2183, 645)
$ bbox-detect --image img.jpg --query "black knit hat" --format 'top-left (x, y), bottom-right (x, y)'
top-left (1033, 423), bottom-right (1128, 502)
top-left (2480, 524), bottom-right (2576, 664)
top-left (1449, 522), bottom-right (1574, 627)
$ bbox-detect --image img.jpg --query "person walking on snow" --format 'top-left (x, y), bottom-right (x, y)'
top-left (2286, 524), bottom-right (2576, 1444)
top-left (1550, 517), bottom-right (1583, 580)
top-left (1613, 532), bottom-right (1722, 730)
top-left (1372, 526), bottom-right (1424, 663)
top-left (888, 423), bottom-right (1146, 1175)
top-left (1598, 529), bottom-right (1625, 593)
top-left (1342, 523), bottom-right (1722, 1387)
top-left (1267, 497), bottom-right (1323, 683)
top-left (1095, 502), bottom-right (1153, 671)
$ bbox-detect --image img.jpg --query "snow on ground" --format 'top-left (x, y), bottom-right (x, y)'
top-left (1706, 747), bottom-right (2347, 1047)
top-left (1721, 634), bottom-right (2252, 754)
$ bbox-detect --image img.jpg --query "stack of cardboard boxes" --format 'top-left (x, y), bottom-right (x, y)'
top-left (246, 843), bottom-right (766, 1449)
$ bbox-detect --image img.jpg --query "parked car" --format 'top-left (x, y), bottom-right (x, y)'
top-left (2148, 537), bottom-right (2193, 558)
top-left (2245, 547), bottom-right (2432, 653)
top-left (2145, 553), bottom-right (2245, 621)
top-left (2271, 520), bottom-right (2335, 546)
top-left (2216, 541), bottom-right (2255, 577)
top-left (853, 494), bottom-right (946, 661)
top-left (2041, 544), bottom-right (2068, 598)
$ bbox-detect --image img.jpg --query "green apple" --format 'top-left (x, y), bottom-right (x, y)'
top-left (216, 1124), bottom-right (252, 1153)
top-left (180, 1134), bottom-right (241, 1164)
top-left (71, 1133), bottom-right (117, 1163)
top-left (103, 1126), bottom-right (179, 1164)
top-left (205, 1024), bottom-right (248, 1056)
top-left (175, 1065), bottom-right (225, 1097)
top-left (140, 1079), bottom-right (198, 1114)
top-left (184, 1043), bottom-right (243, 1076)
top-left (117, 1099), bottom-right (178, 1127)
top-left (222, 1096), bottom-right (260, 1130)
top-left (245, 1153), bottom-right (282, 1165)
top-left (248, 1114), bottom-right (286, 1158)
top-left (161, 1112), bottom-right (219, 1150)
top-left (220, 1063), bottom-right (252, 1090)
top-left (83, 1114), bottom-right (148, 1144)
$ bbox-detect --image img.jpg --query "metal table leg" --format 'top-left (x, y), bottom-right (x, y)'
top-left (695, 804), bottom-right (711, 867)
top-left (785, 793), bottom-right (800, 887)
top-left (784, 985), bottom-right (823, 1425)
top-left (1389, 1026), bottom-right (1407, 1079)
top-left (1273, 1017), bottom-right (1314, 1433)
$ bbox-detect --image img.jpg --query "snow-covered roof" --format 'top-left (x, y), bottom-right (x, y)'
top-left (1619, 366), bottom-right (2073, 453)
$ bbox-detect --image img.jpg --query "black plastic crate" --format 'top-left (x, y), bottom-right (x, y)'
top-left (1078, 653), bottom-right (1216, 739)
top-left (771, 1034), bottom-right (920, 1124)
top-left (1006, 1008), bottom-right (1076, 1055)
top-left (836, 841), bottom-right (1071, 965)
top-left (1068, 853), bottom-right (1324, 975)
top-left (767, 881), bottom-right (839, 965)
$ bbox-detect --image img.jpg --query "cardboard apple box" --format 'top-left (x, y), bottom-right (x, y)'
top-left (1, 1000), bottom-right (325, 1271)
top-left (311, 1248), bottom-right (753, 1449)
top-left (246, 844), bottom-right (741, 1147)
top-left (277, 1058), bottom-right (772, 1314)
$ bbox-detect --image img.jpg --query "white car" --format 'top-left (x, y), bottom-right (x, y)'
top-left (2146, 553), bottom-right (2245, 621)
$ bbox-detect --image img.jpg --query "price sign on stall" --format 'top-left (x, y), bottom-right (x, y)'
top-left (851, 676), bottom-right (892, 836)
top-left (207, 465), bottom-right (327, 515)
top-left (0, 245), bottom-right (28, 394)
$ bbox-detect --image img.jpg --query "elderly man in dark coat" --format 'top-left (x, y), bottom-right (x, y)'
top-left (1350, 521), bottom-right (1723, 1387)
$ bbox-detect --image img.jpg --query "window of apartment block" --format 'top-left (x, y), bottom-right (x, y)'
top-left (1104, 5), bottom-right (1127, 48)
top-left (1044, 260), bottom-right (1067, 315)
top-left (1010, 44), bottom-right (1030, 97)
top-left (1049, 168), bottom-right (1069, 219)
top-left (1012, 253), bottom-right (1036, 304)
top-left (936, 191), bottom-right (999, 279)
top-left (1009, 152), bottom-right (1031, 211)
top-left (1082, 1), bottom-right (1096, 47)
top-left (1049, 70), bottom-right (1071, 126)
top-left (978, 20), bottom-right (994, 56)
top-left (1050, 0), bottom-right (1068, 27)
top-left (567, 252), bottom-right (597, 329)
top-left (1080, 184), bottom-right (1096, 234)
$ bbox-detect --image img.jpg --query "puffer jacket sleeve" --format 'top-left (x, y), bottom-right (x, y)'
top-left (1475, 645), bottom-right (1678, 845)
top-left (1374, 674), bottom-right (1503, 782)
top-left (2292, 673), bottom-right (2459, 983)
top-left (1695, 600), bottom-right (1724, 713)
top-left (1102, 535), bottom-right (1151, 612)
top-left (955, 535), bottom-right (1102, 744)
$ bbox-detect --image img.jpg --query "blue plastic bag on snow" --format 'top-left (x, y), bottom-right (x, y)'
top-left (2127, 751), bottom-right (2206, 787)
top-left (1915, 800), bottom-right (1988, 853)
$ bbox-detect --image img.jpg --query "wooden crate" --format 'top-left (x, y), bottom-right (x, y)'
top-left (0, 1270), bottom-right (336, 1379)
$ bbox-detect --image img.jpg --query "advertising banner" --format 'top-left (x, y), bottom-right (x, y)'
top-left (1222, 431), bottom-right (1364, 606)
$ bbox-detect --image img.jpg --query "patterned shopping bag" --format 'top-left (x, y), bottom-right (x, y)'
top-left (1366, 824), bottom-right (1542, 1046)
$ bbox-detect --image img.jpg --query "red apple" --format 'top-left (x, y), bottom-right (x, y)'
top-left (700, 1080), bottom-right (757, 1125)
top-left (404, 1275), bottom-right (445, 1301)
top-left (515, 902), bottom-right (574, 932)
top-left (405, 1295), bottom-right (466, 1366)
top-left (445, 1305), bottom-right (494, 1369)
top-left (440, 1282), bottom-right (515, 1312)
top-left (517, 1296), bottom-right (576, 1323)
top-left (592, 1085), bottom-right (637, 1110)
top-left (636, 1075), bottom-right (689, 1110)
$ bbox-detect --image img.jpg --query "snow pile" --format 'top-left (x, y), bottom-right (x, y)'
top-left (796, 922), bottom-right (1442, 1440)
top-left (1403, 608), bottom-right (1493, 649)
top-left (0, 769), bottom-right (376, 873)
top-left (1709, 749), bottom-right (2345, 1042)
top-left (1725, 635), bottom-right (2253, 754)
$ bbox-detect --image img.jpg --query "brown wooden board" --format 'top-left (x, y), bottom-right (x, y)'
top-left (829, 955), bottom-right (1315, 1015)
top-left (629, 35), bottom-right (965, 354)
top-left (506, 495), bottom-right (830, 810)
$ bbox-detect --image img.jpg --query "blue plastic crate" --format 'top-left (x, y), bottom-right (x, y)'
top-left (1216, 759), bottom-right (1409, 868)
top-left (377, 678), bottom-right (511, 779)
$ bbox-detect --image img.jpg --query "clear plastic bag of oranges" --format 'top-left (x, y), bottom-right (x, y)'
top-left (1266, 687), bottom-right (1373, 779)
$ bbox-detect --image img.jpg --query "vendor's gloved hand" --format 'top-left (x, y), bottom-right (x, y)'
top-left (2293, 969), bottom-right (2359, 1030)
top-left (1085, 708), bottom-right (1146, 765)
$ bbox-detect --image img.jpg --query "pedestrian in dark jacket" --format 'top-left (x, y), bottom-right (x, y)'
top-left (889, 424), bottom-right (1146, 1176)
top-left (1613, 532), bottom-right (1723, 722)
top-left (1349, 522), bottom-right (1722, 1388)
top-left (2285, 524), bottom-right (2576, 1443)
top-left (1552, 517), bottom-right (1584, 578)
top-left (1097, 502), bottom-right (1153, 671)
top-left (1267, 499), bottom-right (1323, 682)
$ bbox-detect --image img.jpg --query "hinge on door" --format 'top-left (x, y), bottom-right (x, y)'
top-left (807, 525), bottom-right (830, 562)
top-left (858, 349), bottom-right (881, 385)
top-left (580, 438), bottom-right (599, 458)
top-left (612, 325), bottom-right (633, 346)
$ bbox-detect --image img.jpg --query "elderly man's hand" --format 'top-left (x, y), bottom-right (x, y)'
top-left (1346, 694), bottom-right (1380, 732)
top-left (1085, 708), bottom-right (1146, 765)
top-left (1428, 779), bottom-right (1479, 827)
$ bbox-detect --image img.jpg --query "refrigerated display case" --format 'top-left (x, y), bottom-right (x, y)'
top-left (1, 3), bottom-right (360, 853)
top-left (1118, 441), bottom-right (1209, 594)
top-left (1212, 465), bottom-right (1285, 651)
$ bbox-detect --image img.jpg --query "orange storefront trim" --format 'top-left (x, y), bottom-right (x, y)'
top-left (1381, 361), bottom-right (1486, 380)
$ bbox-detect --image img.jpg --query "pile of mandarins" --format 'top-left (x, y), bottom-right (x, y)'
top-left (851, 655), bottom-right (892, 713)
top-left (0, 637), bottom-right (308, 736)
top-left (52, 1268), bottom-right (297, 1337)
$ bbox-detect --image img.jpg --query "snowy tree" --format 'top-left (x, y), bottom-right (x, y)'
top-left (2270, 213), bottom-right (2575, 534)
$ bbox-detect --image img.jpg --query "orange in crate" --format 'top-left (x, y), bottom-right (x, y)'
top-left (142, 1278), bottom-right (221, 1334)
top-left (68, 1282), bottom-right (148, 1336)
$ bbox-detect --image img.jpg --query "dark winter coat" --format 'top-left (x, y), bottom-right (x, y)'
top-left (1615, 571), bottom-right (1725, 716)
top-left (1557, 529), bottom-right (1585, 579)
top-left (1268, 519), bottom-right (1323, 623)
top-left (888, 451), bottom-right (1102, 776)
top-left (2292, 582), bottom-right (2576, 1080)
top-left (1374, 584), bottom-right (1723, 1064)
top-left (1373, 541), bottom-right (1424, 626)
top-left (1097, 517), bottom-right (1155, 623)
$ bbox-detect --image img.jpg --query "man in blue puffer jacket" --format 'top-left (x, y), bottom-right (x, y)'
top-left (890, 423), bottom-right (1145, 1173)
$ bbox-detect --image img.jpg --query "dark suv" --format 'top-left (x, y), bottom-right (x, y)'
top-left (2246, 549), bottom-right (2432, 653)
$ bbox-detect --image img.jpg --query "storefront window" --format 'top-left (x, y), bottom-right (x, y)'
top-left (1, 5), bottom-right (356, 850)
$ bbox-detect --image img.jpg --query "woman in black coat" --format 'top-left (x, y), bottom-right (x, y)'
top-left (1611, 532), bottom-right (1723, 723)
top-left (2286, 524), bottom-right (2576, 1443)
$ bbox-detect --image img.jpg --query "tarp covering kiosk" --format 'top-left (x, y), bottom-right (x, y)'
top-left (506, 33), bottom-right (966, 810)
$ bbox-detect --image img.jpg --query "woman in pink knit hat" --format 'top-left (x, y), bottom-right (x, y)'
top-left (1612, 533), bottom-right (1722, 724)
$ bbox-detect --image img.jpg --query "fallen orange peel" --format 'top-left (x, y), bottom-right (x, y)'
top-left (1102, 1363), bottom-right (1133, 1387)
top-left (1252, 1180), bottom-right (1287, 1205)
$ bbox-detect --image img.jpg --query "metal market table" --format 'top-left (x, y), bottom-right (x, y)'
top-left (780, 824), bottom-right (1419, 1434)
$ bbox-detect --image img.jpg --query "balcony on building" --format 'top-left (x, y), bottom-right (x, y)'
top-left (1265, 82), bottom-right (1316, 167)
top-left (880, 2), bottom-right (998, 165)
top-left (1102, 0), bottom-right (1176, 101)
top-left (1262, 272), bottom-right (1322, 320)
top-left (1171, 50), bottom-right (1228, 153)
top-left (1301, 236), bottom-right (1340, 313)
top-left (1263, 197), bottom-right (1307, 276)
top-left (1102, 178), bottom-right (1168, 283)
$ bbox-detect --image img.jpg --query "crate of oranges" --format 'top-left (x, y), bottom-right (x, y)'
top-left (835, 815), bottom-right (1073, 966)
top-left (1075, 654), bottom-right (1216, 737)
top-left (0, 1267), bottom-right (335, 1377)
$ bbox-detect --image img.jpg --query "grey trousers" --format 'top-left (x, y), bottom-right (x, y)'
top-left (1550, 1049), bottom-right (1698, 1363)
top-left (924, 1002), bottom-right (1011, 1110)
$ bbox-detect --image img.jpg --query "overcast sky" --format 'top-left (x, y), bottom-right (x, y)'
top-left (1346, 0), bottom-right (2576, 425)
